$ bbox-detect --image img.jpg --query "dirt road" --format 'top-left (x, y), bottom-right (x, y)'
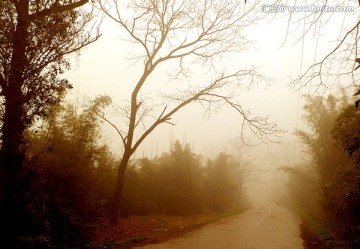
top-left (137, 203), bottom-right (304, 249)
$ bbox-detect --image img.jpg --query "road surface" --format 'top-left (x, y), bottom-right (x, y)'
top-left (137, 203), bottom-right (304, 249)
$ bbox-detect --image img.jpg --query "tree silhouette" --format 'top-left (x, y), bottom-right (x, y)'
top-left (283, 0), bottom-right (360, 93)
top-left (0, 0), bottom-right (99, 246)
top-left (94, 0), bottom-right (281, 224)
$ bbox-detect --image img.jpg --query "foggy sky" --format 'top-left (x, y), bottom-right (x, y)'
top-left (64, 1), bottom-right (357, 159)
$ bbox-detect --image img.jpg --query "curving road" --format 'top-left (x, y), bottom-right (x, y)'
top-left (137, 203), bottom-right (304, 249)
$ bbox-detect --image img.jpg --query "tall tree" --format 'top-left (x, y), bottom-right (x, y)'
top-left (0, 0), bottom-right (99, 246)
top-left (95, 0), bottom-right (280, 224)
top-left (295, 95), bottom-right (348, 180)
top-left (230, 143), bottom-right (259, 211)
top-left (292, 94), bottom-right (360, 245)
top-left (331, 105), bottom-right (360, 243)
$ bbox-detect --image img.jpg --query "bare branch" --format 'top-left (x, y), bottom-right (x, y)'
top-left (97, 113), bottom-right (127, 148)
top-left (285, 0), bottom-right (360, 92)
top-left (291, 19), bottom-right (360, 90)
top-left (131, 70), bottom-right (281, 153)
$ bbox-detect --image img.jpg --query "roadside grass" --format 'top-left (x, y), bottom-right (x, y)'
top-left (299, 212), bottom-right (350, 249)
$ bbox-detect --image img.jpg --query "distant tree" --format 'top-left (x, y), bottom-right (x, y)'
top-left (156, 141), bottom-right (202, 215)
top-left (136, 158), bottom-right (161, 213)
top-left (117, 141), bottom-right (255, 216)
top-left (118, 141), bottom-right (203, 216)
top-left (228, 141), bottom-right (263, 210)
top-left (203, 153), bottom-right (237, 212)
top-left (0, 1), bottom-right (99, 245)
top-left (95, 0), bottom-right (281, 225)
top-left (277, 164), bottom-right (321, 215)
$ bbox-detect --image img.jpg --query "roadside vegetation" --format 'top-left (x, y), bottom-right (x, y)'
top-left (13, 99), bottom-right (251, 248)
top-left (0, 0), bottom-right (263, 247)
top-left (2, 0), bottom-right (360, 248)
top-left (278, 93), bottom-right (360, 249)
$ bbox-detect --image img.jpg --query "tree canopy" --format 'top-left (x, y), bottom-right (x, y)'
top-left (0, 1), bottom-right (99, 247)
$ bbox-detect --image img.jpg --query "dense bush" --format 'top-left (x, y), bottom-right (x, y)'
top-left (283, 94), bottom-right (360, 247)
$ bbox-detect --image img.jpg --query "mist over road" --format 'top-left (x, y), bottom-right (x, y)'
top-left (137, 203), bottom-right (304, 249)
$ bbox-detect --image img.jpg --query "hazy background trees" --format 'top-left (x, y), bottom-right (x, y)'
top-left (10, 96), bottom-right (253, 247)
top-left (203, 153), bottom-right (237, 212)
top-left (120, 140), bottom-right (252, 216)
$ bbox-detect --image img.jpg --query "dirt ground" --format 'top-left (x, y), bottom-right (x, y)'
top-left (90, 213), bottom-right (219, 248)
top-left (135, 205), bottom-right (304, 249)
top-left (90, 210), bottom-right (327, 249)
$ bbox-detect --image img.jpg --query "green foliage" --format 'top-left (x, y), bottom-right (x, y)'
top-left (330, 105), bottom-right (360, 246)
top-left (21, 101), bottom-right (118, 247)
top-left (299, 212), bottom-right (350, 249)
top-left (0, 0), bottom-right (96, 127)
top-left (28, 103), bottom-right (115, 215)
top-left (295, 95), bottom-right (349, 179)
top-left (288, 93), bottom-right (360, 247)
top-left (332, 105), bottom-right (360, 158)
top-left (0, 2), bottom-right (98, 246)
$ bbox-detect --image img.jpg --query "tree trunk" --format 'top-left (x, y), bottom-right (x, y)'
top-left (235, 182), bottom-right (243, 212)
top-left (0, 2), bottom-right (29, 245)
top-left (1, 0), bottom-right (29, 158)
top-left (110, 151), bottom-right (131, 225)
top-left (0, 0), bottom-right (29, 195)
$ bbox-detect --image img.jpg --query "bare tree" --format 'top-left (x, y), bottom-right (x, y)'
top-left (95, 0), bottom-right (281, 225)
top-left (279, 0), bottom-right (360, 93)
top-left (230, 142), bottom-right (263, 210)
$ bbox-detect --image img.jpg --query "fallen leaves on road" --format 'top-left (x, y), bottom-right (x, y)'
top-left (90, 213), bottom-right (218, 248)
